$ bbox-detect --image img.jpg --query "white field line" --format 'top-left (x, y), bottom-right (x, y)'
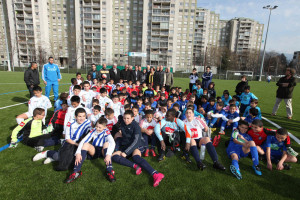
top-left (262, 116), bottom-right (300, 145)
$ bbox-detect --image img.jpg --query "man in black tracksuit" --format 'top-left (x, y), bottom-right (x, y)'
top-left (24, 62), bottom-right (40, 98)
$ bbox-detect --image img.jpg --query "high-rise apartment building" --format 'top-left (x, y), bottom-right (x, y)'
top-left (0, 0), bottom-right (8, 65)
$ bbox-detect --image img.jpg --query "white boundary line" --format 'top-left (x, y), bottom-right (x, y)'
top-left (262, 116), bottom-right (300, 145)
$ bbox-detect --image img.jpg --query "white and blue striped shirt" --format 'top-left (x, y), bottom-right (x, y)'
top-left (65, 119), bottom-right (91, 143)
top-left (76, 128), bottom-right (115, 156)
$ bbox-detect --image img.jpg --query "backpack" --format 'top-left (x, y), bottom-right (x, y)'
top-left (55, 142), bottom-right (76, 171)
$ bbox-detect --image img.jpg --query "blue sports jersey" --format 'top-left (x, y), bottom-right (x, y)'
top-left (240, 92), bottom-right (258, 105)
top-left (42, 62), bottom-right (62, 82)
top-left (178, 100), bottom-right (188, 111)
top-left (138, 104), bottom-right (145, 112)
top-left (223, 111), bottom-right (239, 120)
top-left (221, 95), bottom-right (232, 106)
top-left (201, 102), bottom-right (210, 111)
top-left (227, 131), bottom-right (253, 158)
top-left (196, 88), bottom-right (203, 98)
top-left (144, 89), bottom-right (154, 98)
top-left (205, 103), bottom-right (216, 113)
top-left (243, 106), bottom-right (262, 119)
top-left (151, 101), bottom-right (157, 109)
top-left (245, 115), bottom-right (259, 124)
top-left (264, 135), bottom-right (287, 156)
top-left (65, 119), bottom-right (91, 143)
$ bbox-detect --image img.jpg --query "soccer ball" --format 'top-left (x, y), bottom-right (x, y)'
top-left (102, 74), bottom-right (107, 79)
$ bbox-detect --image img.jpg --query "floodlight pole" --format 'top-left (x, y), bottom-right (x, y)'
top-left (259, 5), bottom-right (278, 81)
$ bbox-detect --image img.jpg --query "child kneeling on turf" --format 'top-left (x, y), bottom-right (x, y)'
top-left (227, 120), bottom-right (262, 180)
top-left (65, 117), bottom-right (116, 183)
top-left (111, 110), bottom-right (164, 187)
top-left (33, 108), bottom-right (91, 166)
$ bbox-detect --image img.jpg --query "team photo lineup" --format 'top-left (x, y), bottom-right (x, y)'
top-left (10, 57), bottom-right (298, 187)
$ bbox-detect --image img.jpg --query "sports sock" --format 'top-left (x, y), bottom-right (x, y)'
top-left (206, 142), bottom-right (218, 162)
top-left (73, 150), bottom-right (87, 172)
top-left (103, 148), bottom-right (113, 172)
top-left (16, 118), bottom-right (24, 125)
top-left (132, 155), bottom-right (157, 175)
top-left (190, 145), bottom-right (200, 163)
top-left (111, 155), bottom-right (134, 168)
top-left (250, 146), bottom-right (259, 166)
top-left (232, 159), bottom-right (239, 170)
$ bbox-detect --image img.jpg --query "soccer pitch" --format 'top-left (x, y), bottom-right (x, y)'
top-left (0, 71), bottom-right (299, 200)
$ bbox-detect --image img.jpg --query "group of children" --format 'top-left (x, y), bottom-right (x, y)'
top-left (10, 72), bottom-right (298, 185)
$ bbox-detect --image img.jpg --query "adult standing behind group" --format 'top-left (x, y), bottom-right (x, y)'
top-left (202, 66), bottom-right (213, 89)
top-left (120, 64), bottom-right (131, 82)
top-left (99, 64), bottom-right (110, 81)
top-left (109, 64), bottom-right (121, 83)
top-left (24, 62), bottom-right (40, 98)
top-left (88, 64), bottom-right (100, 80)
top-left (164, 67), bottom-right (173, 92)
top-left (153, 66), bottom-right (161, 88)
top-left (272, 68), bottom-right (297, 119)
top-left (189, 68), bottom-right (198, 92)
top-left (42, 57), bottom-right (61, 101)
top-left (131, 65), bottom-right (142, 82)
top-left (159, 65), bottom-right (165, 89)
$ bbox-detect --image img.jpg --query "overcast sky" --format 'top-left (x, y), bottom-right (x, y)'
top-left (197, 0), bottom-right (300, 59)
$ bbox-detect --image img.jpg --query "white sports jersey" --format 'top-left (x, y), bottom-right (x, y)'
top-left (69, 85), bottom-right (74, 96)
top-left (82, 90), bottom-right (97, 108)
top-left (67, 92), bottom-right (84, 106)
top-left (64, 105), bottom-right (91, 133)
top-left (139, 118), bottom-right (157, 130)
top-left (108, 102), bottom-right (122, 117)
top-left (106, 116), bottom-right (118, 131)
top-left (77, 79), bottom-right (82, 85)
top-left (89, 113), bottom-right (104, 125)
top-left (28, 95), bottom-right (52, 117)
top-left (65, 119), bottom-right (91, 143)
top-left (154, 111), bottom-right (166, 120)
top-left (76, 128), bottom-right (115, 156)
top-left (183, 117), bottom-right (207, 139)
top-left (98, 96), bottom-right (113, 111)
top-left (134, 115), bottom-right (142, 123)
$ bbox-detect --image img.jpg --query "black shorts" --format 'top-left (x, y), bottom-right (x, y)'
top-left (87, 146), bottom-right (103, 160)
top-left (119, 145), bottom-right (145, 157)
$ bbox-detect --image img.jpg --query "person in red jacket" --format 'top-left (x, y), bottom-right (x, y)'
top-left (48, 100), bottom-right (68, 137)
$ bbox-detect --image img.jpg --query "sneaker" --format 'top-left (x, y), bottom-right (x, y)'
top-left (219, 131), bottom-right (225, 135)
top-left (153, 173), bottom-right (164, 187)
top-left (65, 171), bottom-right (82, 183)
top-left (144, 149), bottom-right (149, 157)
top-left (287, 147), bottom-right (298, 157)
top-left (33, 151), bottom-right (48, 161)
top-left (44, 157), bottom-right (55, 164)
top-left (283, 163), bottom-right (291, 170)
top-left (252, 165), bottom-right (262, 176)
top-left (34, 146), bottom-right (44, 152)
top-left (230, 165), bottom-right (242, 180)
top-left (213, 161), bottom-right (226, 171)
top-left (106, 170), bottom-right (116, 182)
top-left (158, 152), bottom-right (165, 162)
top-left (181, 152), bottom-right (192, 163)
top-left (197, 161), bottom-right (206, 170)
top-left (150, 149), bottom-right (156, 157)
top-left (213, 135), bottom-right (221, 147)
top-left (134, 164), bottom-right (142, 175)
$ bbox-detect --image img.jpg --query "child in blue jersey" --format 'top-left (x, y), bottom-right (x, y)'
top-left (154, 108), bottom-right (192, 162)
top-left (111, 110), bottom-right (165, 187)
top-left (195, 83), bottom-right (203, 99)
top-left (243, 99), bottom-right (261, 120)
top-left (207, 102), bottom-right (225, 128)
top-left (239, 86), bottom-right (258, 114)
top-left (227, 120), bottom-right (262, 180)
top-left (200, 95), bottom-right (209, 111)
top-left (136, 98), bottom-right (145, 112)
top-left (33, 108), bottom-right (91, 166)
top-left (64, 117), bottom-right (116, 183)
top-left (232, 95), bottom-right (240, 108)
top-left (220, 104), bottom-right (240, 135)
top-left (54, 92), bottom-right (68, 112)
top-left (263, 128), bottom-right (297, 171)
top-left (205, 97), bottom-right (216, 114)
top-left (178, 94), bottom-right (188, 111)
top-left (221, 90), bottom-right (232, 106)
top-left (243, 108), bottom-right (259, 125)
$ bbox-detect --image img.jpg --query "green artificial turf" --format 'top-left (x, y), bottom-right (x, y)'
top-left (0, 72), bottom-right (299, 200)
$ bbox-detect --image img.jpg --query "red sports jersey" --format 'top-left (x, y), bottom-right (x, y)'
top-left (247, 128), bottom-right (276, 146)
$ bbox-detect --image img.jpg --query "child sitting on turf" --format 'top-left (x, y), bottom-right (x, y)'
top-left (220, 104), bottom-right (240, 135)
top-left (108, 95), bottom-right (122, 117)
top-left (178, 94), bottom-right (188, 111)
top-left (239, 86), bottom-right (258, 114)
top-left (111, 110), bottom-right (165, 187)
top-left (154, 103), bottom-right (167, 121)
top-left (227, 120), bottom-right (262, 180)
top-left (207, 82), bottom-right (216, 99)
top-left (98, 88), bottom-right (113, 111)
top-left (90, 99), bottom-right (100, 113)
top-left (205, 97), bottom-right (216, 114)
top-left (48, 100), bottom-right (68, 137)
top-left (65, 117), bottom-right (117, 183)
top-left (207, 102), bottom-right (225, 129)
top-left (105, 108), bottom-right (118, 132)
top-left (89, 105), bottom-right (104, 127)
top-left (136, 98), bottom-right (145, 113)
top-left (67, 85), bottom-right (84, 106)
top-left (140, 110), bottom-right (157, 157)
top-left (33, 108), bottom-right (92, 166)
top-left (221, 90), bottom-right (232, 106)
top-left (54, 92), bottom-right (68, 112)
top-left (82, 81), bottom-right (96, 109)
top-left (263, 128), bottom-right (297, 171)
top-left (69, 78), bottom-right (77, 96)
top-left (243, 108), bottom-right (259, 125)
top-left (223, 99), bottom-right (239, 113)
top-left (11, 108), bottom-right (59, 151)
top-left (172, 103), bottom-right (182, 119)
top-left (243, 99), bottom-right (261, 120)
top-left (16, 86), bottom-right (52, 125)
top-left (132, 105), bottom-right (142, 123)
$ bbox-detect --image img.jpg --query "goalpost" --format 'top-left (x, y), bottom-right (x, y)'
top-left (225, 70), bottom-right (254, 80)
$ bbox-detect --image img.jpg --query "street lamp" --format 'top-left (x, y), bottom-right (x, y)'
top-left (258, 5), bottom-right (278, 81)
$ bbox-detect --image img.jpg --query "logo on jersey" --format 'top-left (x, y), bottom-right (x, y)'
top-left (190, 128), bottom-right (199, 138)
top-left (165, 127), bottom-right (175, 134)
top-left (19, 122), bottom-right (25, 127)
top-left (147, 126), bottom-right (154, 130)
top-left (67, 122), bottom-right (71, 127)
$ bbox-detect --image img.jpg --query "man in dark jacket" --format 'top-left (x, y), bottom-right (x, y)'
top-left (87, 64), bottom-right (100, 81)
top-left (24, 62), bottom-right (40, 98)
top-left (272, 68), bottom-right (297, 119)
top-left (159, 65), bottom-right (165, 89)
top-left (153, 66), bottom-right (161, 88)
top-left (131, 65), bottom-right (142, 83)
top-left (120, 64), bottom-right (131, 82)
top-left (99, 64), bottom-right (110, 81)
top-left (109, 64), bottom-right (121, 83)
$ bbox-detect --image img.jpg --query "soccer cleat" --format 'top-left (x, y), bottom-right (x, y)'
top-left (144, 149), bottom-right (149, 157)
top-left (134, 164), bottom-right (142, 175)
top-left (34, 146), bottom-right (44, 152)
top-left (181, 152), bottom-right (192, 163)
top-left (252, 165), bottom-right (262, 176)
top-left (287, 147), bottom-right (298, 157)
top-left (213, 135), bottom-right (221, 147)
top-left (218, 131), bottom-right (225, 135)
top-left (44, 157), bottom-right (55, 164)
top-left (158, 153), bottom-right (165, 162)
top-left (153, 173), bottom-right (164, 187)
top-left (9, 142), bottom-right (18, 148)
top-left (150, 149), bottom-right (156, 157)
top-left (65, 171), bottom-right (82, 183)
top-left (197, 161), bottom-right (206, 170)
top-left (33, 151), bottom-right (48, 161)
top-left (213, 161), bottom-right (226, 171)
top-left (106, 170), bottom-right (116, 182)
top-left (230, 165), bottom-right (242, 180)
